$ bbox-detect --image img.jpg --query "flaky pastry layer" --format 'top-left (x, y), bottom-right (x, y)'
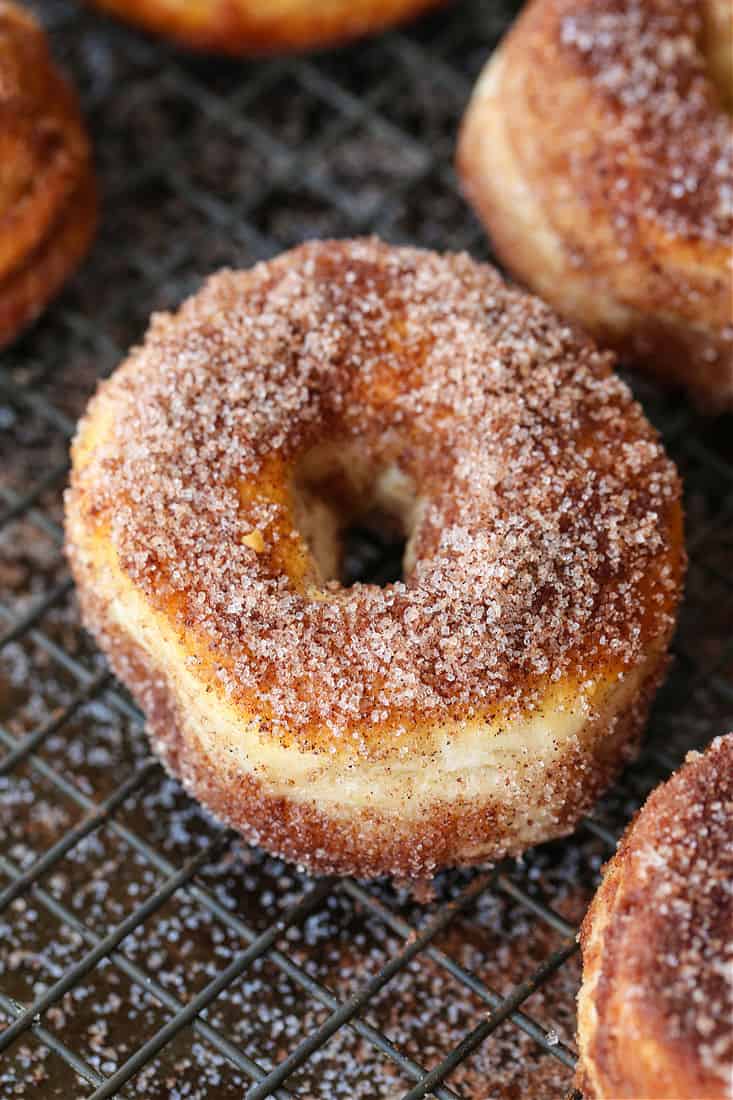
top-left (68, 496), bottom-right (669, 876)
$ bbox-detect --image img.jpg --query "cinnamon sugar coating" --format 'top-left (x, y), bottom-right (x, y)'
top-left (68, 238), bottom-right (683, 757)
top-left (458, 0), bottom-right (733, 407)
top-left (559, 0), bottom-right (731, 245)
top-left (64, 612), bottom-right (667, 877)
top-left (577, 734), bottom-right (733, 1099)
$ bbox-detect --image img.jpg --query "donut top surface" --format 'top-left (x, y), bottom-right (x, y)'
top-left (70, 239), bottom-right (682, 755)
top-left (599, 734), bottom-right (733, 1092)
top-left (542, 0), bottom-right (732, 246)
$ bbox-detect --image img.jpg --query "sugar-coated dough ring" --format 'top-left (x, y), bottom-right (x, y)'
top-left (0, 2), bottom-right (96, 347)
top-left (577, 733), bottom-right (733, 1099)
top-left (457, 0), bottom-right (733, 409)
top-left (65, 239), bottom-right (684, 878)
top-left (87, 0), bottom-right (444, 53)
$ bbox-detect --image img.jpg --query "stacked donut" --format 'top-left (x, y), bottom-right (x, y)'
top-left (0, 1), bottom-right (96, 348)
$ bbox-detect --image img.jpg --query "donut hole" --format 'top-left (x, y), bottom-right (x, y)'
top-left (292, 444), bottom-right (420, 588)
top-left (340, 509), bottom-right (407, 586)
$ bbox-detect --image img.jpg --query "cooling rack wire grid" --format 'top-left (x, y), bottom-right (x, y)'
top-left (1, 1), bottom-right (732, 1096)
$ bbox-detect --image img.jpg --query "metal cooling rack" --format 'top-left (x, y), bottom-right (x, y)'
top-left (1, 1), bottom-right (732, 1096)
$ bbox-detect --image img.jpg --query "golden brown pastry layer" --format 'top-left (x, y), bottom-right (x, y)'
top-left (577, 733), bottom-right (733, 1099)
top-left (66, 239), bottom-right (684, 877)
top-left (458, 0), bottom-right (733, 409)
top-left (87, 0), bottom-right (444, 54)
top-left (0, 1), bottom-right (96, 347)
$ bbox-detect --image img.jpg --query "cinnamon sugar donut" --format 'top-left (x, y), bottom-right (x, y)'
top-left (0, 2), bottom-right (96, 348)
top-left (457, 0), bottom-right (733, 409)
top-left (577, 733), bottom-right (733, 1099)
top-left (87, 0), bottom-right (444, 54)
top-left (65, 239), bottom-right (684, 878)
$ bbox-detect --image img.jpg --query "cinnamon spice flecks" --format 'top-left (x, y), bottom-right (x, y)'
top-left (68, 239), bottom-right (682, 754)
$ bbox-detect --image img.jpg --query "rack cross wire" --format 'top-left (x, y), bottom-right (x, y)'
top-left (1, 1), bottom-right (732, 1096)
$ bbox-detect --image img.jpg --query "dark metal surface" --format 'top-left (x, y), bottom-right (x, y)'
top-left (1, 1), bottom-right (732, 1096)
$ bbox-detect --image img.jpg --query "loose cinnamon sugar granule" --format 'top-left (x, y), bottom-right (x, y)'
top-left (558, 0), bottom-right (732, 245)
top-left (70, 239), bottom-right (682, 754)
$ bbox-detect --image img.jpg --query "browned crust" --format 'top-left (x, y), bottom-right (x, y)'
top-left (457, 0), bottom-right (733, 409)
top-left (577, 735), bottom-right (733, 1099)
top-left (86, 0), bottom-right (446, 54)
top-left (71, 566), bottom-right (668, 877)
top-left (0, 1), bottom-right (96, 347)
top-left (0, 171), bottom-right (97, 348)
